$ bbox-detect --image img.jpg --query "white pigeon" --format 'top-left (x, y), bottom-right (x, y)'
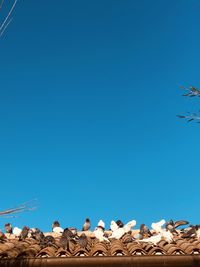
top-left (161, 229), bottom-right (173, 243)
top-left (93, 227), bottom-right (109, 242)
top-left (110, 220), bottom-right (119, 232)
top-left (109, 227), bottom-right (125, 239)
top-left (151, 219), bottom-right (166, 233)
top-left (197, 229), bottom-right (200, 239)
top-left (138, 233), bottom-right (162, 245)
top-left (13, 227), bottom-right (22, 237)
top-left (53, 226), bottom-right (63, 234)
top-left (98, 220), bottom-right (105, 229)
top-left (124, 220), bottom-right (137, 233)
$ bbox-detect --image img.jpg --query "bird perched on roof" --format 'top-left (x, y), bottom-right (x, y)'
top-left (181, 225), bottom-right (199, 238)
top-left (165, 220), bottom-right (189, 234)
top-left (110, 220), bottom-right (119, 232)
top-left (124, 220), bottom-right (137, 233)
top-left (82, 218), bottom-right (91, 231)
top-left (4, 223), bottom-right (13, 234)
top-left (52, 220), bottom-right (60, 228)
top-left (138, 233), bottom-right (162, 245)
top-left (52, 220), bottom-right (63, 234)
top-left (0, 231), bottom-right (6, 243)
top-left (151, 219), bottom-right (166, 233)
top-left (139, 224), bottom-right (152, 239)
top-left (59, 227), bottom-right (78, 251)
top-left (78, 233), bottom-right (88, 248)
top-left (93, 220), bottom-right (109, 242)
top-left (116, 220), bottom-right (124, 228)
top-left (19, 226), bottom-right (30, 240)
top-left (41, 235), bottom-right (56, 248)
top-left (31, 228), bottom-right (45, 242)
top-left (109, 219), bottom-right (136, 240)
top-left (13, 227), bottom-right (22, 237)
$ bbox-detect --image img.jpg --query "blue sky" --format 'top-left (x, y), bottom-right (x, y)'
top-left (0, 0), bottom-right (199, 232)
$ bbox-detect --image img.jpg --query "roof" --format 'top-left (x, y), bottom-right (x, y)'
top-left (0, 230), bottom-right (199, 267)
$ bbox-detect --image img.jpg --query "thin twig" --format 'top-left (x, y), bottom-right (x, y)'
top-left (0, 0), bottom-right (17, 32)
top-left (0, 17), bottom-right (12, 36)
top-left (0, 0), bottom-right (5, 10)
top-left (0, 199), bottom-right (38, 216)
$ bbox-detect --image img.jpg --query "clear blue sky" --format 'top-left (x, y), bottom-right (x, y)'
top-left (0, 0), bottom-right (199, 232)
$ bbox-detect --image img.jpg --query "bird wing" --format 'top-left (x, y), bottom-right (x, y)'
top-left (174, 220), bottom-right (189, 228)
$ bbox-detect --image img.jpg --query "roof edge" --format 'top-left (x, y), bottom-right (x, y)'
top-left (0, 255), bottom-right (199, 267)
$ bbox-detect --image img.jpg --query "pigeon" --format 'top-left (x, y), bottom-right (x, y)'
top-left (4, 223), bottom-right (13, 234)
top-left (13, 227), bottom-right (22, 237)
top-left (78, 233), bottom-right (88, 248)
top-left (138, 233), bottom-right (162, 245)
top-left (82, 218), bottom-right (91, 231)
top-left (151, 219), bottom-right (166, 233)
top-left (97, 220), bottom-right (105, 230)
top-left (124, 220), bottom-right (136, 233)
top-left (52, 220), bottom-right (60, 230)
top-left (165, 220), bottom-right (189, 234)
top-left (19, 226), bottom-right (30, 240)
top-left (41, 235), bottom-right (56, 247)
top-left (93, 220), bottom-right (109, 242)
top-left (109, 227), bottom-right (125, 239)
top-left (53, 226), bottom-right (63, 234)
top-left (181, 225), bottom-right (199, 238)
top-left (116, 220), bottom-right (124, 228)
top-left (0, 231), bottom-right (6, 243)
top-left (161, 229), bottom-right (173, 243)
top-left (139, 224), bottom-right (152, 239)
top-left (110, 220), bottom-right (119, 232)
top-left (60, 236), bottom-right (69, 250)
top-left (31, 228), bottom-right (45, 242)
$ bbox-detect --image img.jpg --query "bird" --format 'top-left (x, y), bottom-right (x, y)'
top-left (181, 225), bottom-right (199, 238)
top-left (151, 219), bottom-right (166, 233)
top-left (78, 233), bottom-right (88, 248)
top-left (31, 228), bottom-right (45, 242)
top-left (109, 227), bottom-right (125, 239)
top-left (53, 226), bottom-right (63, 234)
top-left (19, 226), bottom-right (30, 240)
top-left (110, 220), bottom-right (119, 232)
top-left (139, 223), bottom-right (152, 239)
top-left (4, 223), bottom-right (13, 234)
top-left (116, 220), bottom-right (124, 228)
top-left (138, 233), bottom-right (162, 245)
top-left (41, 235), bottom-right (56, 247)
top-left (13, 227), bottom-right (22, 237)
top-left (59, 227), bottom-right (78, 251)
top-left (0, 231), bottom-right (6, 243)
top-left (165, 219), bottom-right (189, 234)
top-left (93, 220), bottom-right (109, 242)
top-left (52, 220), bottom-right (60, 230)
top-left (123, 220), bottom-right (137, 233)
top-left (82, 218), bottom-right (91, 231)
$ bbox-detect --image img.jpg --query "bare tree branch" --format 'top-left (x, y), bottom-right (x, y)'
top-left (177, 86), bottom-right (200, 124)
top-left (0, 0), bottom-right (17, 36)
top-left (0, 200), bottom-right (37, 217)
top-left (0, 0), bottom-right (5, 10)
top-left (0, 17), bottom-right (12, 36)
